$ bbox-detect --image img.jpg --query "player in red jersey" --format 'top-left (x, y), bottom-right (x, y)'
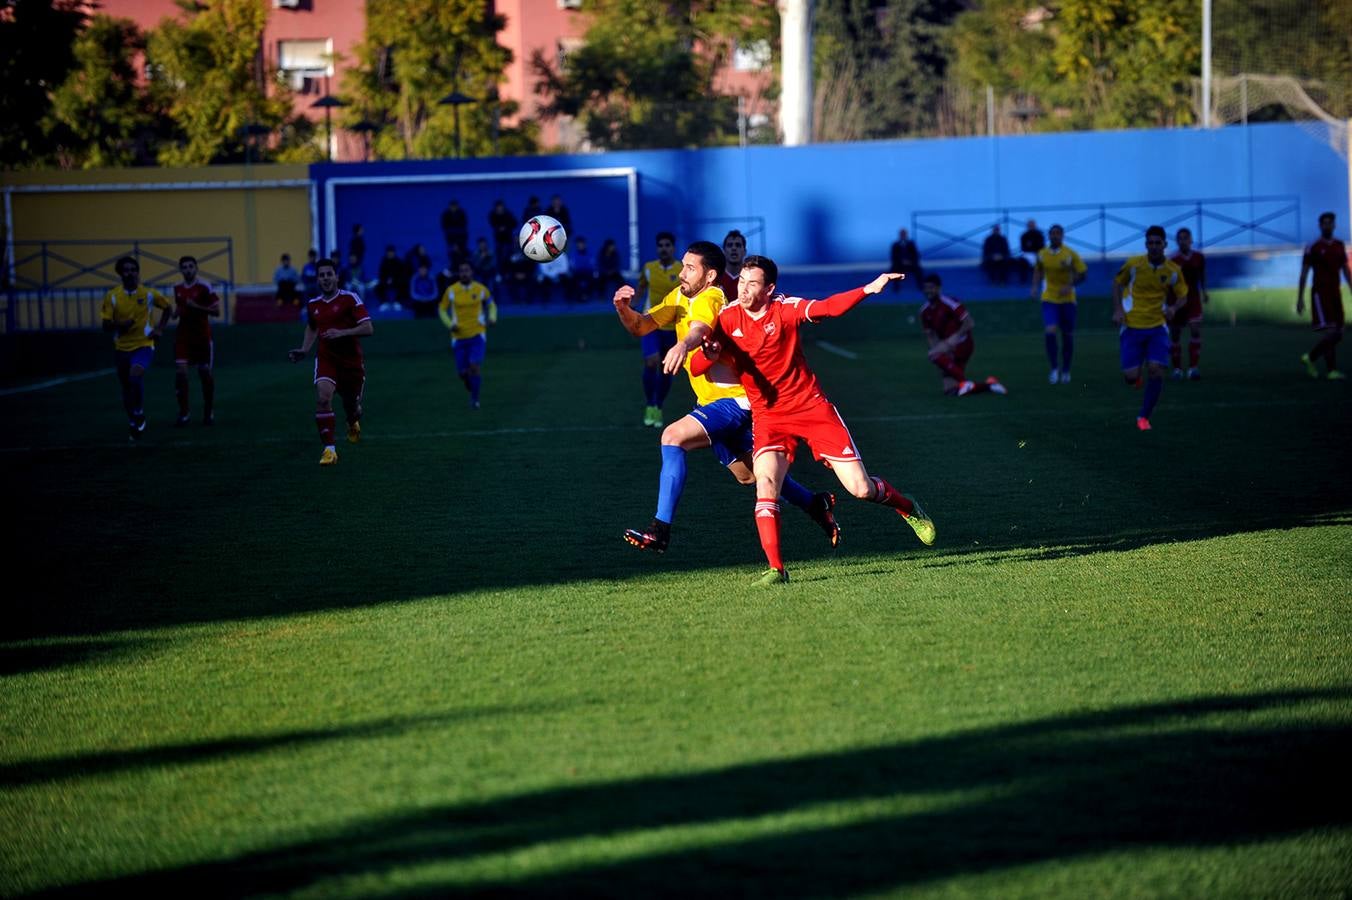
top-left (172, 255), bottom-right (221, 426)
top-left (1168, 228), bottom-right (1208, 380)
top-left (1297, 211), bottom-right (1352, 380)
top-left (287, 259), bottom-right (373, 465)
top-left (918, 274), bottom-right (1006, 396)
top-left (716, 229), bottom-right (747, 298)
top-left (691, 256), bottom-right (936, 585)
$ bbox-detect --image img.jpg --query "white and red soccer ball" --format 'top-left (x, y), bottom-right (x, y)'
top-left (518, 214), bottom-right (568, 262)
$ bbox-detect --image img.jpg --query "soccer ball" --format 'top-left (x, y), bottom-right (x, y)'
top-left (519, 215), bottom-right (568, 262)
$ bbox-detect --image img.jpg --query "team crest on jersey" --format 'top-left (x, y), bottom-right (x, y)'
top-left (763, 322), bottom-right (776, 335)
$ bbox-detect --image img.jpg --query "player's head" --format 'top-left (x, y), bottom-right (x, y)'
top-left (722, 230), bottom-right (747, 269)
top-left (1175, 227), bottom-right (1193, 253)
top-left (1048, 224), bottom-right (1064, 247)
top-left (1145, 225), bottom-right (1167, 260)
top-left (1319, 211), bottom-right (1336, 237)
top-left (921, 272), bottom-right (942, 301)
top-left (116, 256), bottom-right (139, 288)
top-left (178, 255), bottom-right (198, 282)
top-left (679, 240), bottom-right (726, 298)
top-left (738, 254), bottom-right (778, 309)
top-left (655, 231), bottom-right (676, 263)
top-left (316, 258), bottom-right (339, 294)
top-left (308, 248), bottom-right (318, 260)
top-left (458, 261), bottom-right (473, 283)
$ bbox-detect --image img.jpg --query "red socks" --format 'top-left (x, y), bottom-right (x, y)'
top-left (315, 410), bottom-right (336, 445)
top-left (754, 497), bottom-right (783, 570)
top-left (870, 476), bottom-right (914, 516)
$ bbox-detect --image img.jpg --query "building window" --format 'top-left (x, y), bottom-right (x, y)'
top-left (279, 38), bottom-right (333, 92)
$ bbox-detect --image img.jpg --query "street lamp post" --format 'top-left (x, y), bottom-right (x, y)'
top-left (310, 94), bottom-right (347, 162)
top-left (438, 90), bottom-right (477, 158)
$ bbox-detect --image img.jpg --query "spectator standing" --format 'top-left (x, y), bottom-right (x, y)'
top-left (409, 262), bottom-right (440, 318)
top-left (1019, 219), bottom-right (1045, 282)
top-left (570, 236), bottom-right (596, 302)
top-left (440, 199), bottom-right (469, 268)
top-left (274, 253), bottom-right (300, 307)
top-left (546, 194), bottom-right (572, 231)
top-left (348, 224), bottom-right (366, 268)
top-left (377, 245), bottom-right (404, 312)
top-left (889, 228), bottom-right (923, 292)
top-left (982, 225), bottom-right (1012, 284)
top-left (598, 238), bottom-right (623, 296)
top-left (489, 200), bottom-right (517, 274)
top-left (471, 237), bottom-right (498, 286)
top-left (522, 195), bottom-right (543, 223)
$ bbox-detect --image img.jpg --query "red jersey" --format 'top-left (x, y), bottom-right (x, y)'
top-left (174, 281), bottom-right (217, 340)
top-left (1304, 238), bottom-right (1348, 299)
top-left (919, 294), bottom-right (970, 343)
top-left (1170, 251), bottom-right (1206, 302)
top-left (716, 270), bottom-right (739, 301)
top-left (714, 292), bottom-right (855, 416)
top-left (307, 290), bottom-right (370, 368)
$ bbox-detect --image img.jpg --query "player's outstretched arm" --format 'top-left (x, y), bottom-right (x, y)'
top-left (805, 276), bottom-right (897, 323)
top-left (612, 284), bottom-right (656, 337)
top-left (865, 273), bottom-right (903, 294)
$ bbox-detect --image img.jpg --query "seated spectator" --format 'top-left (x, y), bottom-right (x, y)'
top-left (505, 250), bottom-right (540, 303)
top-left (536, 251), bottom-right (572, 302)
top-left (521, 195), bottom-right (543, 224)
top-left (545, 194), bottom-right (572, 231)
top-left (404, 243), bottom-right (432, 279)
top-left (1019, 219), bottom-right (1045, 283)
top-left (597, 238), bottom-right (623, 295)
top-left (570, 236), bottom-right (596, 302)
top-left (274, 252), bottom-right (300, 307)
top-left (471, 237), bottom-right (498, 287)
top-left (982, 225), bottom-right (1012, 284)
top-left (377, 244), bottom-right (404, 312)
top-left (889, 228), bottom-right (923, 292)
top-left (340, 252), bottom-right (367, 297)
top-left (409, 263), bottom-right (440, 318)
top-left (301, 248), bottom-right (320, 299)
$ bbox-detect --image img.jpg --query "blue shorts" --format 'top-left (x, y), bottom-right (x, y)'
top-left (689, 398), bottom-right (754, 467)
top-left (641, 328), bottom-right (677, 359)
top-left (115, 347), bottom-right (154, 374)
top-left (1041, 301), bottom-right (1077, 332)
top-left (452, 334), bottom-right (486, 371)
top-left (1119, 326), bottom-right (1170, 370)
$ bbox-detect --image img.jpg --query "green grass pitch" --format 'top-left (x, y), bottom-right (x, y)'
top-left (2, 290), bottom-right (1350, 897)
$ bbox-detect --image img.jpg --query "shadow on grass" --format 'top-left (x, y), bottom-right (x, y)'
top-left (0, 637), bottom-right (153, 678)
top-left (22, 687), bottom-right (1352, 897)
top-left (1, 704), bottom-right (557, 790)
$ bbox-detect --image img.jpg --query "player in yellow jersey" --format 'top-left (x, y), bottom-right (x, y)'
top-left (612, 241), bottom-right (839, 554)
top-left (438, 261), bottom-right (497, 410)
top-left (100, 256), bottom-right (172, 441)
top-left (633, 232), bottom-right (682, 427)
top-left (1030, 224), bottom-right (1088, 384)
top-left (1112, 226), bottom-right (1187, 431)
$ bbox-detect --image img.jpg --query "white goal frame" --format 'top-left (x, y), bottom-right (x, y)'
top-left (321, 167), bottom-right (641, 271)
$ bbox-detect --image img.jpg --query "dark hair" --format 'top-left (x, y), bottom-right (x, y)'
top-left (116, 256), bottom-right (138, 273)
top-left (1319, 211), bottom-right (1336, 222)
top-left (1175, 227), bottom-right (1192, 238)
top-left (922, 273), bottom-right (942, 286)
top-left (1145, 225), bottom-right (1167, 241)
top-left (656, 231), bottom-right (676, 245)
top-left (686, 240), bottom-right (727, 277)
top-left (1048, 224), bottom-right (1064, 234)
top-left (178, 255), bottom-right (197, 266)
top-left (723, 229), bottom-right (746, 246)
top-left (316, 258), bottom-right (338, 273)
top-left (742, 254), bottom-right (778, 287)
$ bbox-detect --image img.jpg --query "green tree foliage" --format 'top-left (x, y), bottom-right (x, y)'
top-left (953, 0), bottom-right (1200, 131)
top-left (344, 0), bottom-right (525, 159)
top-left (532, 0), bottom-right (775, 150)
top-left (0, 0), bottom-right (87, 168)
top-left (1212, 0), bottom-right (1352, 117)
top-left (145, 0), bottom-right (300, 165)
top-left (45, 16), bottom-right (154, 169)
top-left (814, 0), bottom-right (966, 141)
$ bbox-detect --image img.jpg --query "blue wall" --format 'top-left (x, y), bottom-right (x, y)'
top-left (312, 122), bottom-right (1347, 275)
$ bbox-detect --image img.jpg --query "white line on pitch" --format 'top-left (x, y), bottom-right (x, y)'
top-left (815, 341), bottom-right (859, 360)
top-left (0, 369), bottom-right (115, 397)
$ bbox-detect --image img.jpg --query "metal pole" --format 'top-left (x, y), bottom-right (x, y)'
top-left (1201, 0), bottom-right (1212, 128)
top-left (325, 106), bottom-right (333, 161)
top-left (986, 84), bottom-right (995, 136)
top-left (455, 106), bottom-right (461, 158)
top-left (778, 0), bottom-right (813, 145)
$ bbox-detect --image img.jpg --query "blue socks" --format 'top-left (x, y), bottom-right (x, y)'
top-left (1141, 377), bottom-right (1163, 419)
top-left (468, 374), bottom-right (481, 404)
top-left (655, 445), bottom-right (687, 524)
top-left (642, 366), bottom-right (659, 405)
top-left (780, 476), bottom-right (813, 510)
top-left (1061, 333), bottom-right (1074, 372)
top-left (1044, 333), bottom-right (1058, 369)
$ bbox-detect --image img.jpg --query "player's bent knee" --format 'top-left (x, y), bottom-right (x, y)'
top-left (130, 365), bottom-right (146, 378)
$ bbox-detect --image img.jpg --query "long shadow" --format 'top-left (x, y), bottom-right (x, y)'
top-left (0, 636), bottom-right (153, 678)
top-left (23, 687), bottom-right (1352, 897)
top-left (1, 704), bottom-right (555, 790)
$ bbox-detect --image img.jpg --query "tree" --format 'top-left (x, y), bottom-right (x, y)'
top-left (814, 0), bottom-right (966, 141)
top-left (46, 16), bottom-right (155, 169)
top-left (532, 0), bottom-right (775, 151)
top-left (953, 0), bottom-right (1200, 132)
top-left (343, 0), bottom-right (526, 160)
top-left (145, 0), bottom-right (301, 165)
top-left (0, 0), bottom-right (87, 168)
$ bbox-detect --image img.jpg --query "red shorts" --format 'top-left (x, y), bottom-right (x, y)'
top-left (1311, 288), bottom-right (1344, 330)
top-left (175, 334), bottom-right (214, 367)
top-left (1177, 296), bottom-right (1203, 324)
top-left (952, 338), bottom-right (974, 368)
top-left (752, 399), bottom-right (861, 466)
top-left (314, 355), bottom-right (366, 397)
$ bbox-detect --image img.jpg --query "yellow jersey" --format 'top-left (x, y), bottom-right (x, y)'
top-left (638, 259), bottom-right (681, 330)
top-left (438, 280), bottom-right (496, 340)
top-left (647, 284), bottom-right (746, 408)
top-left (1037, 245), bottom-right (1088, 303)
top-left (1115, 255), bottom-right (1187, 329)
top-left (100, 285), bottom-right (171, 352)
